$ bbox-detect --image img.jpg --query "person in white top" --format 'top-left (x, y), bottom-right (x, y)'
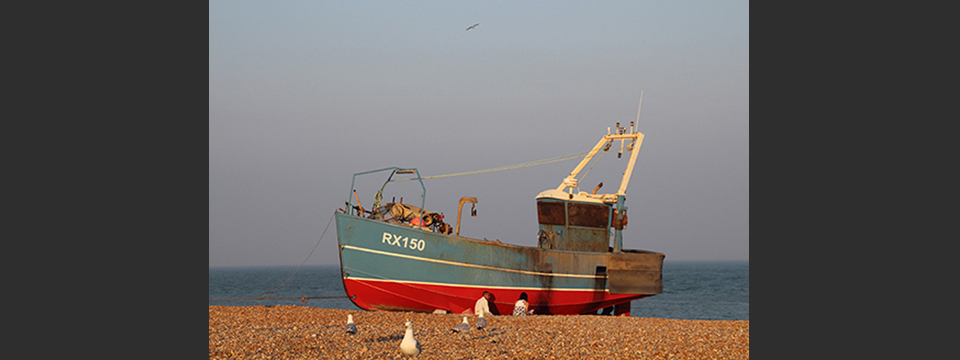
top-left (474, 291), bottom-right (493, 316)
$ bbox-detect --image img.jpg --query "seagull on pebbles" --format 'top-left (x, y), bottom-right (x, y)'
top-left (453, 316), bottom-right (470, 333)
top-left (345, 314), bottom-right (357, 334)
top-left (400, 321), bottom-right (421, 357)
top-left (476, 311), bottom-right (487, 330)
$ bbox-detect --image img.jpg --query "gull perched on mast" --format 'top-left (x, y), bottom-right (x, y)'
top-left (466, 23), bottom-right (479, 31)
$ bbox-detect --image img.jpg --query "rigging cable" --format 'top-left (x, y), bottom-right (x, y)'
top-left (208, 212), bottom-right (338, 303)
top-left (211, 150), bottom-right (593, 303)
top-left (577, 143), bottom-right (609, 189)
top-left (255, 212), bottom-right (335, 299)
top-left (390, 150), bottom-right (591, 182)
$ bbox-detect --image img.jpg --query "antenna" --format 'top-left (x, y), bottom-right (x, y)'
top-left (635, 90), bottom-right (644, 129)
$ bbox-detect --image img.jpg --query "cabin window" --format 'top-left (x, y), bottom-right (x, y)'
top-left (567, 203), bottom-right (610, 228)
top-left (537, 201), bottom-right (566, 225)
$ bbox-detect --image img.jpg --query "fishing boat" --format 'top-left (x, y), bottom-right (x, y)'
top-left (335, 122), bottom-right (664, 316)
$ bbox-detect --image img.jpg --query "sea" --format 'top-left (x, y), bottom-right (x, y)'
top-left (209, 260), bottom-right (748, 321)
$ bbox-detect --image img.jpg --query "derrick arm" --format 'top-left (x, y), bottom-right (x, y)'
top-left (616, 133), bottom-right (644, 195)
top-left (558, 133), bottom-right (644, 193)
top-left (557, 137), bottom-right (610, 191)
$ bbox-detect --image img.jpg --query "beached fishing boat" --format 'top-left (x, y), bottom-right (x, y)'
top-left (335, 123), bottom-right (663, 316)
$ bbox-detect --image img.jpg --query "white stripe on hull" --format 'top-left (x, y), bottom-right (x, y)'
top-left (341, 244), bottom-right (603, 279)
top-left (344, 276), bottom-right (607, 292)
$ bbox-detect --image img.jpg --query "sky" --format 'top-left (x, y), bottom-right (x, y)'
top-left (209, 0), bottom-right (749, 267)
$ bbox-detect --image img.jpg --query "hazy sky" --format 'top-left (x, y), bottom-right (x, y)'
top-left (209, 1), bottom-right (749, 267)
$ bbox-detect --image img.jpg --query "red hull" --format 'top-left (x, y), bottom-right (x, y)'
top-left (343, 278), bottom-right (648, 316)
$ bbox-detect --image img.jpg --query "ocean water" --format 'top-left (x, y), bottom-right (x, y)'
top-left (209, 260), bottom-right (748, 321)
top-left (639, 261), bottom-right (749, 320)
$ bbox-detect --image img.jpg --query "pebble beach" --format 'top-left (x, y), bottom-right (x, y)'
top-left (209, 305), bottom-right (748, 359)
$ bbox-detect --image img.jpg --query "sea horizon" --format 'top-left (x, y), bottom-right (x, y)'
top-left (210, 260), bottom-right (748, 321)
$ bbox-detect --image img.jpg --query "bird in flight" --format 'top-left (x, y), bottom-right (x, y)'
top-left (466, 23), bottom-right (479, 31)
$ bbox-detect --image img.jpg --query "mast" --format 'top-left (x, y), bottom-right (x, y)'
top-left (557, 128), bottom-right (644, 196)
top-left (555, 123), bottom-right (644, 252)
top-left (557, 137), bottom-right (610, 192)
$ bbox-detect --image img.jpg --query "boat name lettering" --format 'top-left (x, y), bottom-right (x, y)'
top-left (381, 232), bottom-right (425, 251)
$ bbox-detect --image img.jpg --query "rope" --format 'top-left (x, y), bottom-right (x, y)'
top-left (391, 150), bottom-right (591, 182)
top-left (254, 212), bottom-right (336, 300)
top-left (577, 146), bottom-right (607, 188)
top-left (212, 151), bottom-right (596, 304)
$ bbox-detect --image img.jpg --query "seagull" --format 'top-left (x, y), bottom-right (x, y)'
top-left (345, 314), bottom-right (357, 334)
top-left (400, 321), bottom-right (421, 357)
top-left (453, 316), bottom-right (470, 333)
top-left (466, 23), bottom-right (479, 31)
top-left (476, 311), bottom-right (487, 330)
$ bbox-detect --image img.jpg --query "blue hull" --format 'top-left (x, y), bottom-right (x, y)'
top-left (336, 212), bottom-right (664, 315)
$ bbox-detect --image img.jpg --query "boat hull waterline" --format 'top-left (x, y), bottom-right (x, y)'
top-left (336, 212), bottom-right (664, 315)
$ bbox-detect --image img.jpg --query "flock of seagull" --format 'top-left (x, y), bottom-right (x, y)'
top-left (343, 312), bottom-right (488, 357)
